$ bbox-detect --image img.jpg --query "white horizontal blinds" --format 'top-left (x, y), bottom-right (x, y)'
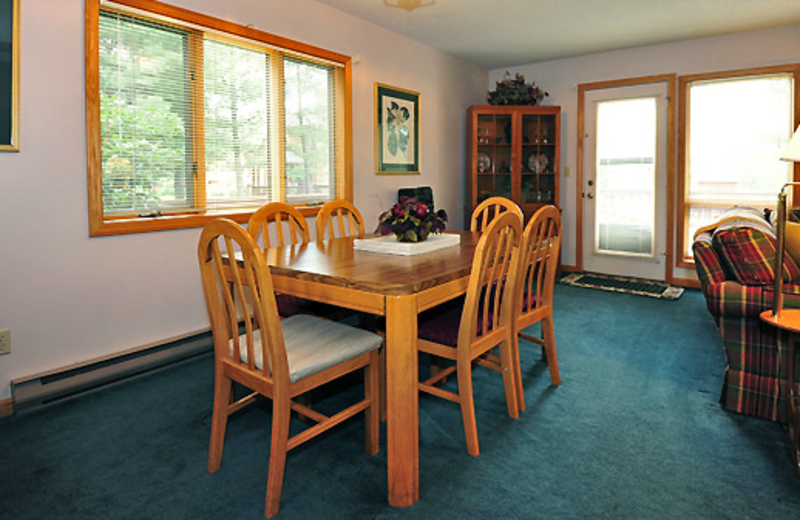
top-left (283, 57), bottom-right (337, 205)
top-left (204, 38), bottom-right (273, 210)
top-left (98, 10), bottom-right (194, 216)
top-left (98, 5), bottom-right (346, 220)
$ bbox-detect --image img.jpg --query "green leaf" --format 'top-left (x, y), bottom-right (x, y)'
top-left (388, 128), bottom-right (398, 156)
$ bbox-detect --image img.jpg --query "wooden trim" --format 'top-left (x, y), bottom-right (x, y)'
top-left (0, 398), bottom-right (13, 418)
top-left (678, 63), bottom-right (800, 84)
top-left (85, 0), bottom-right (103, 236)
top-left (676, 63), bottom-right (800, 266)
top-left (275, 56), bottom-right (287, 202)
top-left (106, 0), bottom-right (350, 64)
top-left (576, 86), bottom-right (585, 272)
top-left (576, 74), bottom-right (677, 280)
top-left (664, 75), bottom-right (677, 285)
top-left (189, 31), bottom-right (207, 212)
top-left (342, 60), bottom-right (354, 202)
top-left (670, 276), bottom-right (700, 289)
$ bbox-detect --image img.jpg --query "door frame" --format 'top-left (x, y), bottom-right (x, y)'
top-left (576, 74), bottom-right (677, 283)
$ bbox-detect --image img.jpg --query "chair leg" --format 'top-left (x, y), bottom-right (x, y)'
top-left (265, 396), bottom-right (291, 519)
top-left (497, 338), bottom-right (520, 419)
top-left (542, 315), bottom-right (561, 387)
top-left (378, 347), bottom-right (387, 423)
top-left (208, 369), bottom-right (232, 473)
top-left (365, 350), bottom-right (380, 456)
top-left (457, 358), bottom-right (480, 457)
top-left (510, 332), bottom-right (526, 413)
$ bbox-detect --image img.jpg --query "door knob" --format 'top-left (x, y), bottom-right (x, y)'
top-left (587, 192), bottom-right (594, 199)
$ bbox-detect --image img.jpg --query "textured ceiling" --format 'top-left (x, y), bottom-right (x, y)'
top-left (314, 0), bottom-right (800, 69)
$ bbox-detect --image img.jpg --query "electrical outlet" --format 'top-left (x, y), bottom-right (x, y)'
top-left (0, 329), bottom-right (10, 355)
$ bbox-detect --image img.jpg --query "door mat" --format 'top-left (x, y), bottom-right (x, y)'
top-left (559, 273), bottom-right (684, 300)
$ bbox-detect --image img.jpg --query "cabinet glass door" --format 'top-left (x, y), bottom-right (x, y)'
top-left (476, 114), bottom-right (512, 202)
top-left (521, 114), bottom-right (556, 204)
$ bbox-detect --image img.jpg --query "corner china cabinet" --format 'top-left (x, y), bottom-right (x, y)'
top-left (467, 105), bottom-right (561, 221)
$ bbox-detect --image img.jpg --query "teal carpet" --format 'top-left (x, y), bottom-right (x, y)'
top-left (1, 286), bottom-right (798, 519)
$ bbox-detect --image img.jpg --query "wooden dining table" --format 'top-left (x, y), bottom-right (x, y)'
top-left (263, 230), bottom-right (480, 507)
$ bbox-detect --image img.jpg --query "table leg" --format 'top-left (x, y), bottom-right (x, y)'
top-left (385, 294), bottom-right (419, 507)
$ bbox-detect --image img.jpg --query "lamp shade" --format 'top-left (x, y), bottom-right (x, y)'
top-left (781, 126), bottom-right (800, 163)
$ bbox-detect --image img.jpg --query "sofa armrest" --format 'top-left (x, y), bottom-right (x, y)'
top-left (693, 231), bottom-right (727, 288)
top-left (703, 280), bottom-right (800, 318)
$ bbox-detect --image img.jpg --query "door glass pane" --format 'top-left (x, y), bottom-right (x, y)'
top-left (595, 97), bottom-right (656, 256)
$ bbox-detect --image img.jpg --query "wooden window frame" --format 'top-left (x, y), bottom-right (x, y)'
top-left (85, 0), bottom-right (353, 237)
top-left (676, 64), bottom-right (800, 269)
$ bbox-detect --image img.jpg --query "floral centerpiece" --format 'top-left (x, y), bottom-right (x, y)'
top-left (487, 71), bottom-right (548, 106)
top-left (375, 197), bottom-right (448, 243)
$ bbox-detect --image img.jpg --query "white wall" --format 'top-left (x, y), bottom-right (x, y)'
top-left (0, 0), bottom-right (487, 400)
top-left (491, 24), bottom-right (800, 279)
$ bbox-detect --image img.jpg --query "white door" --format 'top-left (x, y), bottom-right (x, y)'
top-left (582, 83), bottom-right (669, 281)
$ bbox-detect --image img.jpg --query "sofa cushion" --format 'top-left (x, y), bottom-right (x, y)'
top-left (712, 226), bottom-right (800, 285)
top-left (783, 222), bottom-right (800, 266)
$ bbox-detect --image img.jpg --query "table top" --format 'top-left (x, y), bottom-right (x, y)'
top-left (264, 230), bottom-right (479, 296)
top-left (760, 308), bottom-right (800, 334)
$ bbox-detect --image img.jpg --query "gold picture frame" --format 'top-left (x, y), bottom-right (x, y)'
top-left (0, 0), bottom-right (20, 152)
top-left (375, 83), bottom-right (419, 174)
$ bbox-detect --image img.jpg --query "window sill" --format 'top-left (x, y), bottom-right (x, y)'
top-left (90, 206), bottom-right (323, 237)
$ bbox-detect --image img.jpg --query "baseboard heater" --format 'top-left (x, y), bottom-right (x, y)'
top-left (11, 329), bottom-right (213, 414)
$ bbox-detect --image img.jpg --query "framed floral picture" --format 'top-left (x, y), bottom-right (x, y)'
top-left (375, 83), bottom-right (419, 174)
top-left (0, 0), bottom-right (19, 152)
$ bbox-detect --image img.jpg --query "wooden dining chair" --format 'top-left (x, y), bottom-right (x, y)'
top-left (470, 196), bottom-right (523, 233)
top-left (315, 199), bottom-right (365, 241)
top-left (416, 212), bottom-right (523, 456)
top-left (198, 218), bottom-right (381, 518)
top-left (247, 202), bottom-right (311, 249)
top-left (511, 205), bottom-right (563, 412)
top-left (247, 202), bottom-right (317, 318)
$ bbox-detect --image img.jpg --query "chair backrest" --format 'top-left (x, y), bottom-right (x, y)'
top-left (517, 205), bottom-right (562, 319)
top-left (197, 218), bottom-right (289, 384)
top-left (315, 199), bottom-right (365, 240)
top-left (458, 211), bottom-right (522, 349)
top-left (247, 202), bottom-right (310, 249)
top-left (470, 197), bottom-right (523, 233)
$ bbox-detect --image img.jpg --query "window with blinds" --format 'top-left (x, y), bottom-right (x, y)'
top-left (86, 1), bottom-right (350, 235)
top-left (676, 65), bottom-right (800, 264)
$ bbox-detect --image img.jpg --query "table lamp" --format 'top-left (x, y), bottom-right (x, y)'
top-left (772, 126), bottom-right (800, 317)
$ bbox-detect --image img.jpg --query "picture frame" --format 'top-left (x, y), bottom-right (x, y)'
top-left (375, 83), bottom-right (419, 174)
top-left (0, 0), bottom-right (19, 152)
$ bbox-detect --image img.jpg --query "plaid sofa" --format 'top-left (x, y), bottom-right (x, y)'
top-left (693, 208), bottom-right (800, 422)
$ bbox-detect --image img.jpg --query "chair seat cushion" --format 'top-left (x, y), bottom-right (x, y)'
top-left (231, 314), bottom-right (382, 382)
top-left (417, 297), bottom-right (465, 347)
top-left (417, 296), bottom-right (495, 348)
